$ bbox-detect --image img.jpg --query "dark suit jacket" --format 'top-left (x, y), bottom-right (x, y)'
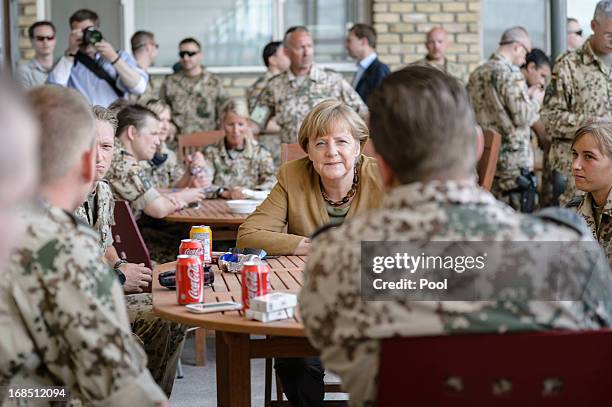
top-left (354, 57), bottom-right (391, 104)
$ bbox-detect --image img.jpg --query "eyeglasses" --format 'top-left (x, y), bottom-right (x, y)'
top-left (35, 35), bottom-right (55, 42)
top-left (500, 40), bottom-right (529, 54)
top-left (179, 50), bottom-right (198, 58)
top-left (568, 30), bottom-right (583, 36)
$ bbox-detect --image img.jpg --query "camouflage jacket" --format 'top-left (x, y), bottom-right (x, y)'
top-left (106, 138), bottom-right (161, 220)
top-left (250, 64), bottom-right (368, 143)
top-left (141, 142), bottom-right (185, 189)
top-left (159, 66), bottom-right (229, 133)
top-left (467, 53), bottom-right (540, 185)
top-left (568, 190), bottom-right (612, 265)
top-left (299, 180), bottom-right (612, 406)
top-left (203, 136), bottom-right (276, 191)
top-left (412, 56), bottom-right (465, 82)
top-left (542, 38), bottom-right (612, 142)
top-left (246, 71), bottom-right (274, 112)
top-left (129, 74), bottom-right (159, 104)
top-left (1, 203), bottom-right (166, 405)
top-left (74, 180), bottom-right (115, 251)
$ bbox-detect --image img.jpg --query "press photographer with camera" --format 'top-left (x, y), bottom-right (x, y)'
top-left (48, 9), bottom-right (147, 107)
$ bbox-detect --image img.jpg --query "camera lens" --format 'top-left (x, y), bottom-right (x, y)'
top-left (82, 27), bottom-right (103, 45)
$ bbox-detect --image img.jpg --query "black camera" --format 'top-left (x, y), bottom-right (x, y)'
top-left (82, 27), bottom-right (103, 45)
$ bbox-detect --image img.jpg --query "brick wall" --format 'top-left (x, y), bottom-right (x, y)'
top-left (372, 0), bottom-right (481, 82)
top-left (17, 0), bottom-right (37, 60)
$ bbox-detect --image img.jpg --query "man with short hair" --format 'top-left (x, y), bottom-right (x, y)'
top-left (48, 8), bottom-right (147, 107)
top-left (468, 26), bottom-right (543, 211)
top-left (346, 23), bottom-right (390, 104)
top-left (413, 27), bottom-right (464, 80)
top-left (1, 85), bottom-right (167, 405)
top-left (542, 1), bottom-right (612, 206)
top-left (130, 30), bottom-right (160, 103)
top-left (567, 17), bottom-right (586, 51)
top-left (521, 48), bottom-right (553, 154)
top-left (16, 21), bottom-right (57, 88)
top-left (299, 66), bottom-right (612, 406)
top-left (247, 41), bottom-right (290, 111)
top-left (160, 37), bottom-right (229, 133)
top-left (74, 106), bottom-right (185, 395)
top-left (250, 26), bottom-right (367, 143)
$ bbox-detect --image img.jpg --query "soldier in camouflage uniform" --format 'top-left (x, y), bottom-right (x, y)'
top-left (541, 1), bottom-right (612, 206)
top-left (160, 38), bottom-right (229, 134)
top-left (1, 85), bottom-right (167, 405)
top-left (412, 27), bottom-right (466, 81)
top-left (299, 67), bottom-right (612, 406)
top-left (129, 31), bottom-right (160, 104)
top-left (247, 41), bottom-right (290, 111)
top-left (250, 26), bottom-right (367, 144)
top-left (467, 27), bottom-right (543, 210)
top-left (75, 106), bottom-right (186, 396)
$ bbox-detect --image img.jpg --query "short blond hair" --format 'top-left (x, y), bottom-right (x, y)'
top-left (297, 99), bottom-right (369, 153)
top-left (92, 105), bottom-right (118, 132)
top-left (145, 99), bottom-right (171, 117)
top-left (220, 98), bottom-right (249, 121)
top-left (28, 86), bottom-right (95, 184)
top-left (572, 118), bottom-right (612, 159)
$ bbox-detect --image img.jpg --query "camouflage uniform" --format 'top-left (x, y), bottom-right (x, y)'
top-left (247, 71), bottom-right (275, 112)
top-left (203, 136), bottom-right (277, 191)
top-left (1, 202), bottom-right (166, 405)
top-left (568, 190), bottom-right (612, 265)
top-left (412, 56), bottom-right (466, 82)
top-left (541, 39), bottom-right (612, 206)
top-left (106, 138), bottom-right (161, 220)
top-left (250, 64), bottom-right (368, 143)
top-left (129, 76), bottom-right (159, 105)
top-left (467, 53), bottom-right (540, 209)
top-left (74, 181), bottom-right (186, 396)
top-left (141, 142), bottom-right (185, 189)
top-left (300, 180), bottom-right (612, 406)
top-left (159, 65), bottom-right (229, 133)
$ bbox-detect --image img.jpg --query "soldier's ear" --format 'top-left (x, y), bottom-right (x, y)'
top-left (375, 153), bottom-right (396, 189)
top-left (475, 125), bottom-right (484, 161)
top-left (126, 124), bottom-right (138, 141)
top-left (80, 147), bottom-right (95, 185)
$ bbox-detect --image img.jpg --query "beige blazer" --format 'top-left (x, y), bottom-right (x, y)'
top-left (237, 155), bottom-right (383, 255)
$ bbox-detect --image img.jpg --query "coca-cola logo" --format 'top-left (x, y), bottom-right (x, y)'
top-left (187, 264), bottom-right (201, 299)
top-left (184, 248), bottom-right (202, 256)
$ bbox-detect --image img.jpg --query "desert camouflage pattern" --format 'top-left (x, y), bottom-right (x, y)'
top-left (412, 57), bottom-right (466, 82)
top-left (246, 71), bottom-right (274, 112)
top-left (300, 180), bottom-right (612, 406)
top-left (568, 190), bottom-right (612, 265)
top-left (74, 180), bottom-right (115, 250)
top-left (129, 77), bottom-right (160, 105)
top-left (0, 203), bottom-right (166, 405)
top-left (251, 64), bottom-right (368, 143)
top-left (203, 136), bottom-right (277, 191)
top-left (160, 66), bottom-right (229, 133)
top-left (106, 138), bottom-right (161, 220)
top-left (141, 142), bottom-right (185, 189)
top-left (468, 53), bottom-right (540, 208)
top-left (541, 39), bottom-right (612, 206)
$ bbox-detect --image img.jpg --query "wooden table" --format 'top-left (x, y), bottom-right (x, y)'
top-left (164, 199), bottom-right (249, 240)
top-left (153, 256), bottom-right (318, 407)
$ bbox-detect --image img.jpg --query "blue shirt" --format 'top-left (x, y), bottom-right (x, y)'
top-left (352, 52), bottom-right (378, 88)
top-left (48, 50), bottom-right (147, 107)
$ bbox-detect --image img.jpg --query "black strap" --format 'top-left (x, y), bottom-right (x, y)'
top-left (75, 51), bottom-right (124, 98)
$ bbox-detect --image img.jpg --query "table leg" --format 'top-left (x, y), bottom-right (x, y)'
top-left (215, 331), bottom-right (251, 407)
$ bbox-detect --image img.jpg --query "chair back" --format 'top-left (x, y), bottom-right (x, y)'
top-left (111, 201), bottom-right (152, 292)
top-left (476, 129), bottom-right (501, 191)
top-left (378, 329), bottom-right (612, 406)
top-left (280, 140), bottom-right (376, 164)
top-left (178, 130), bottom-right (224, 164)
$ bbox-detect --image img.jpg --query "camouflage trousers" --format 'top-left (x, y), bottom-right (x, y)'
top-left (138, 216), bottom-right (191, 264)
top-left (543, 139), bottom-right (581, 206)
top-left (126, 293), bottom-right (187, 396)
top-left (491, 172), bottom-right (525, 212)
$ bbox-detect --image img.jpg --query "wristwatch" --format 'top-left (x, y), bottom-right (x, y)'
top-left (217, 187), bottom-right (226, 198)
top-left (113, 259), bottom-right (128, 285)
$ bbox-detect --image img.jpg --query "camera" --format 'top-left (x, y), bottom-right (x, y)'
top-left (82, 27), bottom-right (103, 45)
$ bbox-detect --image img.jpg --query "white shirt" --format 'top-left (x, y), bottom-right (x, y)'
top-left (352, 52), bottom-right (378, 88)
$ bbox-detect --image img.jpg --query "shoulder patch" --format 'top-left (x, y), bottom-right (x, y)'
top-left (565, 195), bottom-right (585, 208)
top-left (533, 207), bottom-right (591, 236)
top-left (310, 223), bottom-right (338, 240)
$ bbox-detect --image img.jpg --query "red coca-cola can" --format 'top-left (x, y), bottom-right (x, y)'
top-left (179, 239), bottom-right (204, 265)
top-left (176, 255), bottom-right (204, 305)
top-left (241, 261), bottom-right (271, 310)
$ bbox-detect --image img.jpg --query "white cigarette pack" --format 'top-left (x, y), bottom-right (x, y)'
top-left (250, 292), bottom-right (298, 313)
top-left (245, 307), bottom-right (295, 323)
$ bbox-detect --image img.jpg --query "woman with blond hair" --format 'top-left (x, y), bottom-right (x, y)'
top-left (203, 98), bottom-right (276, 199)
top-left (568, 119), bottom-right (612, 262)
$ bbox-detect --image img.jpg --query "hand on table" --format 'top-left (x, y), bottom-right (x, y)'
top-left (221, 187), bottom-right (247, 200)
top-left (293, 238), bottom-right (311, 255)
top-left (120, 262), bottom-right (152, 294)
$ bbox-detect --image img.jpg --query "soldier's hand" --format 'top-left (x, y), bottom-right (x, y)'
top-left (227, 187), bottom-right (247, 200)
top-left (120, 262), bottom-right (152, 294)
top-left (528, 85), bottom-right (545, 104)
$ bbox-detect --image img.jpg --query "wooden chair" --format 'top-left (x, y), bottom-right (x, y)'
top-left (378, 329), bottom-right (612, 406)
top-left (177, 130), bottom-right (224, 164)
top-left (111, 200), bottom-right (152, 293)
top-left (280, 140), bottom-right (376, 164)
top-left (476, 129), bottom-right (502, 191)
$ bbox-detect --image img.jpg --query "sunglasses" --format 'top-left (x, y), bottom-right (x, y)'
top-left (179, 50), bottom-right (198, 58)
top-left (35, 35), bottom-right (55, 42)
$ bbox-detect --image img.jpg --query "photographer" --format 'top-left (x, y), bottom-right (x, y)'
top-left (48, 9), bottom-right (147, 107)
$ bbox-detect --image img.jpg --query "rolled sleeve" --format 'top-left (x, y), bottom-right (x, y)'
top-left (116, 51), bottom-right (149, 95)
top-left (132, 188), bottom-right (162, 214)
